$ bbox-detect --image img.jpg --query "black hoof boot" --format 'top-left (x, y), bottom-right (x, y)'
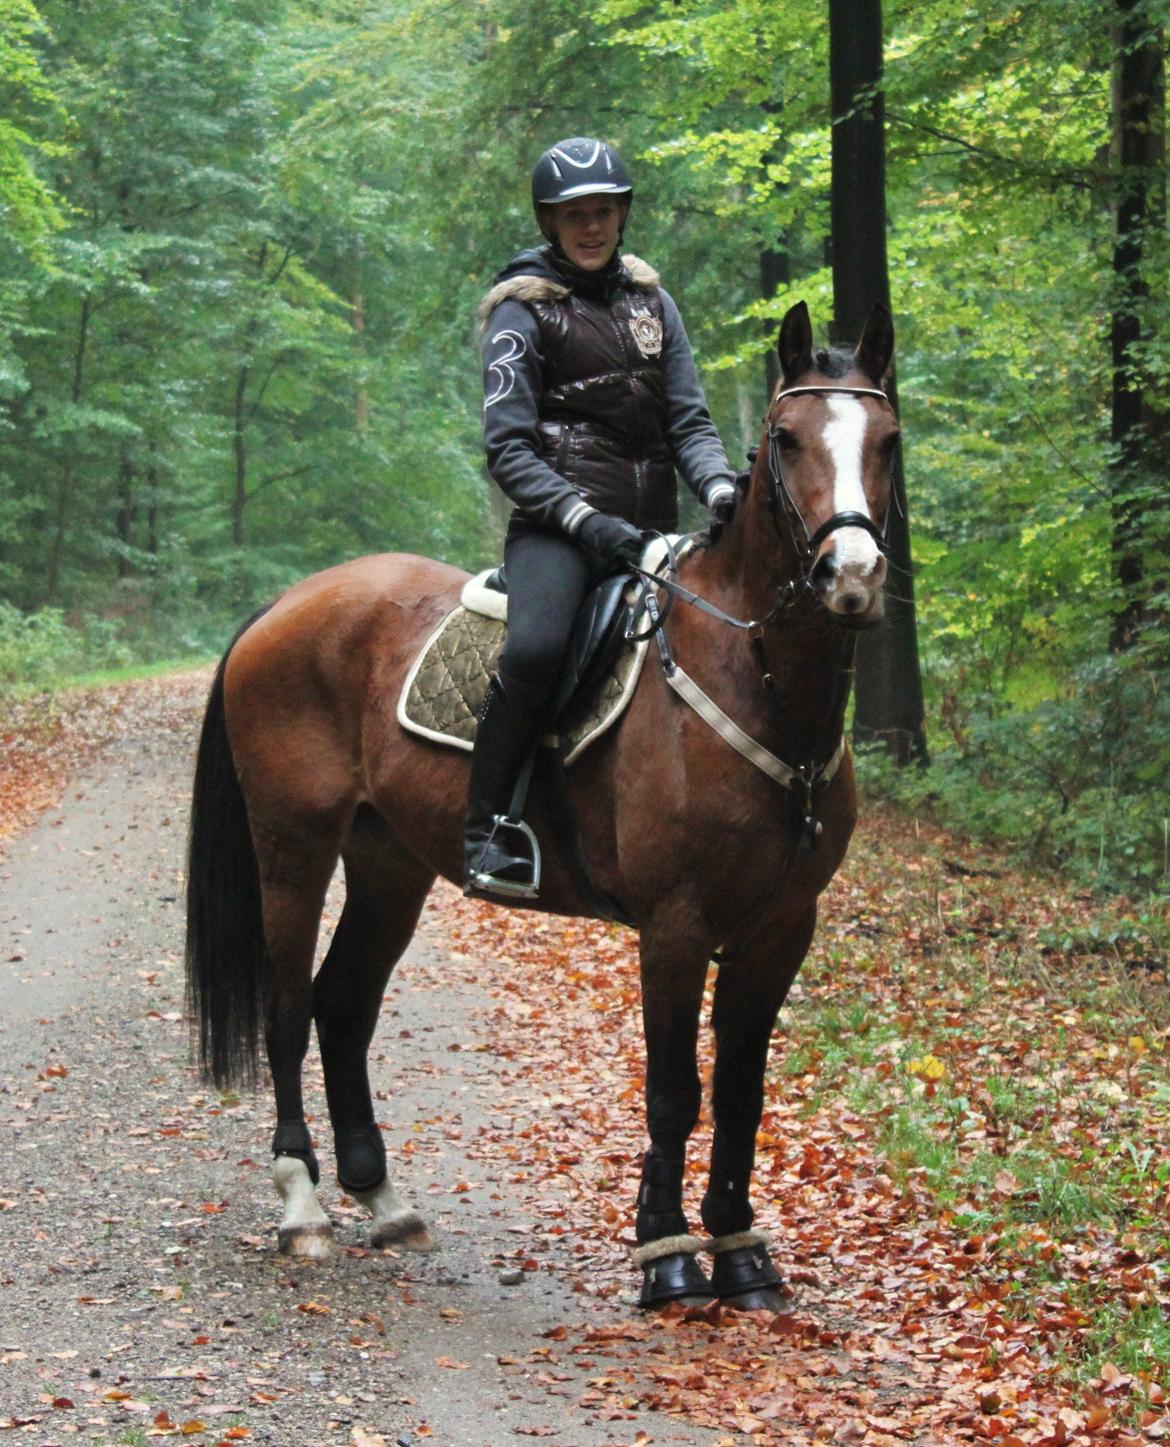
top-left (272, 1119), bottom-right (320, 1186)
top-left (336, 1123), bottom-right (387, 1194)
top-left (635, 1238), bottom-right (717, 1311)
top-left (709, 1236), bottom-right (793, 1313)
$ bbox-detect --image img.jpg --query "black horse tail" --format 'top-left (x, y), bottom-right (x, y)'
top-left (185, 608), bottom-right (272, 1088)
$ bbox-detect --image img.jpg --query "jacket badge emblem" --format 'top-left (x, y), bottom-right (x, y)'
top-left (628, 313), bottom-right (663, 359)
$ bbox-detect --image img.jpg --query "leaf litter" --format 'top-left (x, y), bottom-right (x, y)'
top-left (0, 671), bottom-right (1167, 1445)
top-left (421, 800), bottom-right (1169, 1444)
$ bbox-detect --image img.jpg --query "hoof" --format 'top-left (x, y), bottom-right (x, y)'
top-left (719, 1284), bottom-right (794, 1313)
top-left (710, 1242), bottom-right (792, 1313)
top-left (371, 1210), bottom-right (435, 1252)
top-left (277, 1222), bottom-right (337, 1260)
top-left (637, 1251), bottom-right (716, 1311)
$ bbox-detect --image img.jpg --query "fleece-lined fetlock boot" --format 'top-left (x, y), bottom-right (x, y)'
top-left (464, 672), bottom-right (545, 899)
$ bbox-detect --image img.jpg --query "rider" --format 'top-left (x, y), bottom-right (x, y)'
top-left (466, 135), bottom-right (738, 899)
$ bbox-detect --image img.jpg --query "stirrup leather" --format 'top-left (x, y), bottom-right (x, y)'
top-left (467, 814), bottom-right (542, 899)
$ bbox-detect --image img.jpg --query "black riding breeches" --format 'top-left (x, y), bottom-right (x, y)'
top-left (497, 518), bottom-right (606, 700)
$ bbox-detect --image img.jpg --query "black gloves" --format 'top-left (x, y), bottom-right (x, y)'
top-left (578, 512), bottom-right (645, 570)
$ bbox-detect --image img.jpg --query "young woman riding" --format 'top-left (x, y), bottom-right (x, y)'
top-left (467, 135), bottom-right (738, 899)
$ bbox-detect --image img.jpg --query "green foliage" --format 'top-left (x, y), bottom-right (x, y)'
top-left (858, 653), bottom-right (1170, 895)
top-left (0, 600), bottom-right (131, 693)
top-left (0, 0), bottom-right (1167, 894)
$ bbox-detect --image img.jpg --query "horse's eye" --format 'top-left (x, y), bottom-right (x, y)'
top-left (878, 430), bottom-right (900, 458)
top-left (777, 427), bottom-right (799, 451)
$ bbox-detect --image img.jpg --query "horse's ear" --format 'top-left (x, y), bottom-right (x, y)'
top-left (777, 301), bottom-right (814, 384)
top-left (854, 302), bottom-right (894, 385)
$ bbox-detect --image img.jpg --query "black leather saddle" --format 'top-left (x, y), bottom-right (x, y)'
top-left (480, 564), bottom-right (637, 726)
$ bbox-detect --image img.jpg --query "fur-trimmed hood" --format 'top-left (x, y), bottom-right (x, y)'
top-left (478, 249), bottom-right (660, 328)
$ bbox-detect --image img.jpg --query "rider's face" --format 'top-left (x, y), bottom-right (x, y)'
top-left (547, 196), bottom-right (626, 271)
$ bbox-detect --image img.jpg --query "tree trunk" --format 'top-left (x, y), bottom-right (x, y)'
top-left (352, 235), bottom-right (369, 430)
top-left (1109, 1), bottom-right (1165, 652)
top-left (46, 295), bottom-right (91, 603)
top-left (232, 362), bottom-right (249, 547)
top-left (760, 100), bottom-right (789, 402)
top-left (146, 439), bottom-right (160, 573)
top-left (116, 453), bottom-right (136, 579)
top-left (828, 0), bottom-right (928, 764)
top-left (761, 244), bottom-right (788, 402)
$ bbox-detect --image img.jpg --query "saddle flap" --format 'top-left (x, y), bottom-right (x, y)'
top-left (548, 569), bottom-right (636, 723)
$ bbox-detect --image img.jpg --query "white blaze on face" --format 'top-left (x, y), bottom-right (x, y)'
top-left (822, 395), bottom-right (880, 572)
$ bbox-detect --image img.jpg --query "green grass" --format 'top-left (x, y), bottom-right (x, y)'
top-left (0, 654), bottom-right (213, 715)
top-left (768, 896), bottom-right (1170, 1398)
top-left (57, 655), bottom-right (212, 689)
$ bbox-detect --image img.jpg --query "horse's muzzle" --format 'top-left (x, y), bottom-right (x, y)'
top-left (812, 549), bottom-right (887, 625)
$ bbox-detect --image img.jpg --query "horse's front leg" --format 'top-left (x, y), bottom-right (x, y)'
top-left (633, 921), bottom-right (715, 1309)
top-left (701, 904), bottom-right (817, 1311)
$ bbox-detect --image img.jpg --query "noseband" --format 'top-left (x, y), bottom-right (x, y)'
top-left (767, 385), bottom-right (891, 574)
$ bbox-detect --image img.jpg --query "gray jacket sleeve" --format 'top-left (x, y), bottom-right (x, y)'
top-left (659, 288), bottom-right (736, 505)
top-left (481, 300), bottom-right (594, 535)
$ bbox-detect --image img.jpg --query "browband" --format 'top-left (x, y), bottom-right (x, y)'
top-left (774, 385), bottom-right (889, 402)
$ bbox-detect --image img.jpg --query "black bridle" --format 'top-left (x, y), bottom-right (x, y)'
top-left (765, 384), bottom-right (892, 576)
top-left (630, 381), bottom-right (894, 641)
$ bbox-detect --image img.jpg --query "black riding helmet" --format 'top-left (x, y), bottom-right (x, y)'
top-left (531, 137), bottom-right (633, 241)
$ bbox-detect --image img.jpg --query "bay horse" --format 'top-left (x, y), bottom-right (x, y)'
top-left (185, 300), bottom-right (898, 1311)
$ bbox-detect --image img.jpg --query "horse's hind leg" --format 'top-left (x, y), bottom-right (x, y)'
top-left (700, 906), bottom-right (817, 1311)
top-left (258, 823), bottom-right (345, 1260)
top-left (314, 812), bottom-right (436, 1250)
top-left (632, 919), bottom-right (715, 1309)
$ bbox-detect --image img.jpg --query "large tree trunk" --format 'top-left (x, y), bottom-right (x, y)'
top-left (1109, 1), bottom-right (1166, 653)
top-left (828, 0), bottom-right (927, 764)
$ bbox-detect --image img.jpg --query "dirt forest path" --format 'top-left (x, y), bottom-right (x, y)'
top-left (0, 675), bottom-right (719, 1447)
top-left (0, 674), bottom-right (1166, 1447)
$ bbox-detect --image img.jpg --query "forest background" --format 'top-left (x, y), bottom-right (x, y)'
top-left (1, 0), bottom-right (1168, 902)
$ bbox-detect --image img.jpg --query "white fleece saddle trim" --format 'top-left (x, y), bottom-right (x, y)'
top-left (460, 570), bottom-right (507, 620)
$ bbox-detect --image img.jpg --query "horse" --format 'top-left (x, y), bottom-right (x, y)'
top-left (185, 299), bottom-right (899, 1311)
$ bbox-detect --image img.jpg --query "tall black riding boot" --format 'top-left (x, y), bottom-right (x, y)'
top-left (464, 671), bottom-right (546, 899)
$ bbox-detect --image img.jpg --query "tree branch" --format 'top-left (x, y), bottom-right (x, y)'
top-left (246, 463), bottom-right (314, 501)
top-left (885, 112), bottom-right (1096, 191)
